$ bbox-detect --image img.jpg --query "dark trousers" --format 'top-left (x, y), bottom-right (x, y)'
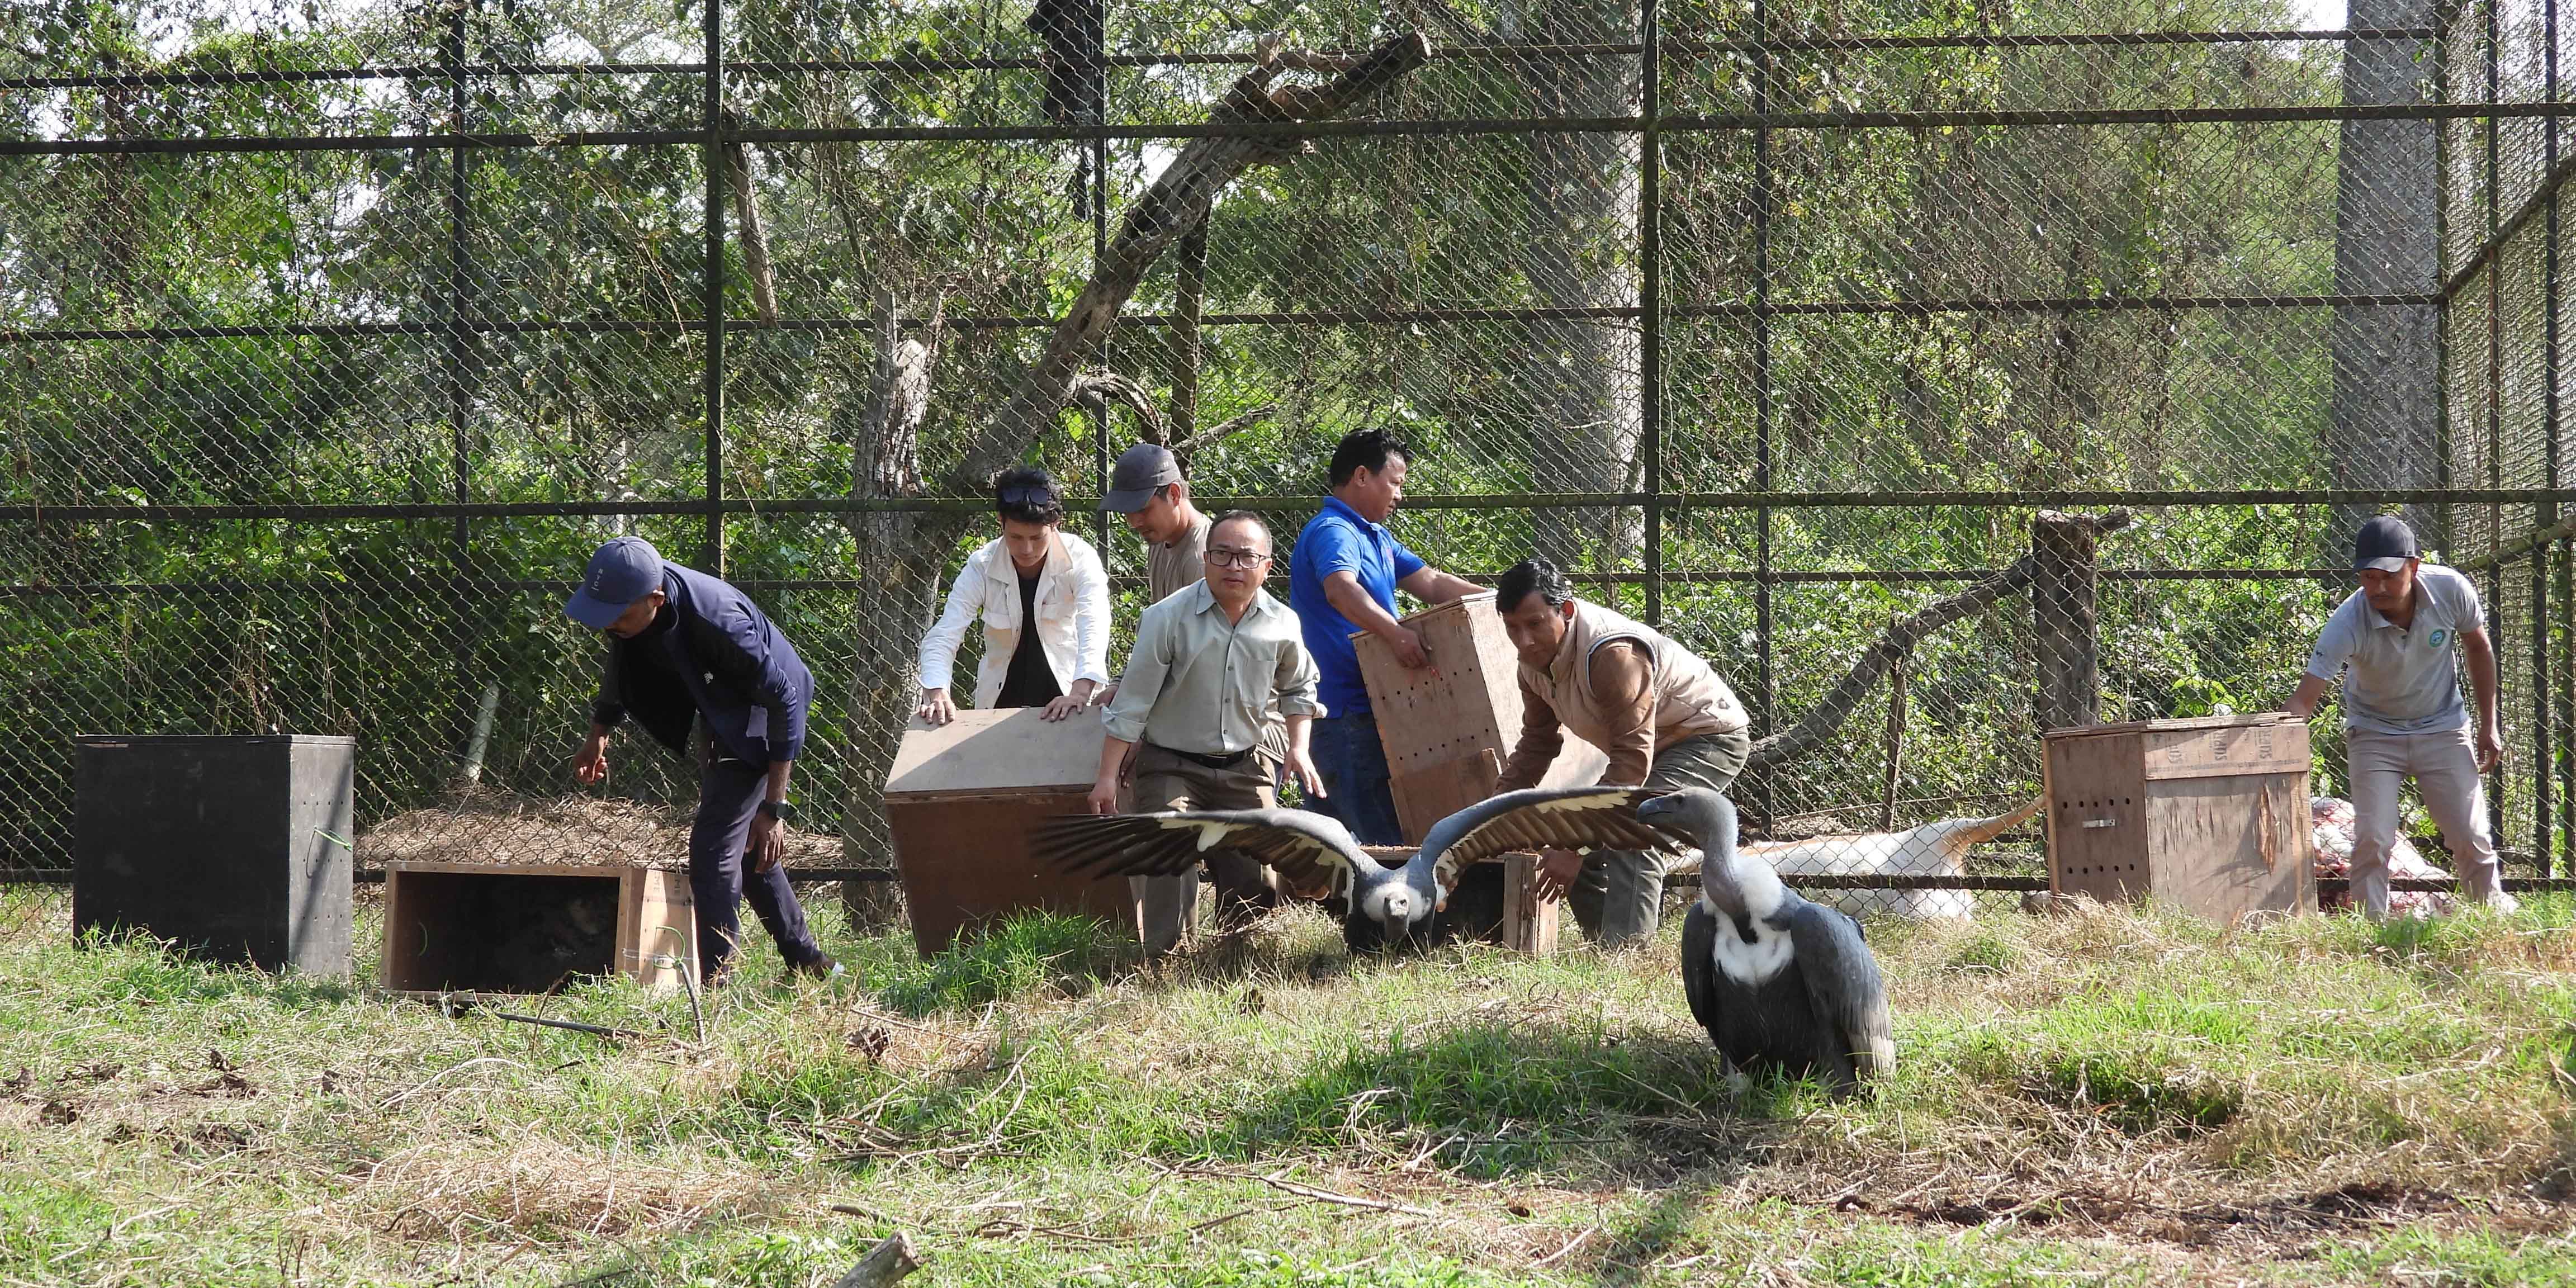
top-left (694, 756), bottom-right (824, 977)
top-left (1130, 742), bottom-right (1282, 935)
top-left (1308, 713), bottom-right (1405, 845)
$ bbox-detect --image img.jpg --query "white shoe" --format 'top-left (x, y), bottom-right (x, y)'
top-left (2484, 890), bottom-right (2523, 916)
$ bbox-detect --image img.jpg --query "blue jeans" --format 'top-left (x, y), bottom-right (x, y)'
top-left (694, 756), bottom-right (826, 977)
top-left (1307, 713), bottom-right (1405, 845)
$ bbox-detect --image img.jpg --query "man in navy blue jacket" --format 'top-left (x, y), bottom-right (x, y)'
top-left (565, 537), bottom-right (839, 982)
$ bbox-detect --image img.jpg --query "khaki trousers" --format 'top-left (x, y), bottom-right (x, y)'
top-left (1571, 727), bottom-right (1752, 949)
top-left (2348, 725), bottom-right (2508, 917)
top-left (1128, 742), bottom-right (1280, 950)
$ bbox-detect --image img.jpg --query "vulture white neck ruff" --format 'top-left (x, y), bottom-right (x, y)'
top-left (1701, 857), bottom-right (1793, 985)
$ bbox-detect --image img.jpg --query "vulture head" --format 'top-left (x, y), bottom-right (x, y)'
top-left (1641, 788), bottom-right (1777, 932)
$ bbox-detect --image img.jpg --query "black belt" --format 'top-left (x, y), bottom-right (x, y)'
top-left (1149, 742), bottom-right (1256, 770)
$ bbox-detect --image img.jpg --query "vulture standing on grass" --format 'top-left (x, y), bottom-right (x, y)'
top-left (1030, 787), bottom-right (1688, 952)
top-left (1640, 789), bottom-right (1895, 1096)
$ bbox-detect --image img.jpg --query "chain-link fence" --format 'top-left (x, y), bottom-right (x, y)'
top-left (3, 0), bottom-right (2572, 936)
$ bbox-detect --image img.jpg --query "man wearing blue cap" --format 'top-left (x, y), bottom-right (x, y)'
top-left (2285, 515), bottom-right (2518, 917)
top-left (566, 536), bottom-right (839, 981)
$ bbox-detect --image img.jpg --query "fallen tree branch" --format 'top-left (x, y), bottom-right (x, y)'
top-left (1744, 510), bottom-right (2132, 774)
top-left (1179, 1166), bottom-right (1442, 1218)
top-left (491, 1012), bottom-right (652, 1043)
top-left (832, 1233), bottom-right (922, 1288)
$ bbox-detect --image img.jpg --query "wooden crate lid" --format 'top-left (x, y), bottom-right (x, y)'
top-left (2042, 713), bottom-right (2301, 742)
top-left (883, 706), bottom-right (1105, 798)
top-left (1341, 590), bottom-right (1495, 643)
top-left (380, 859), bottom-right (638, 879)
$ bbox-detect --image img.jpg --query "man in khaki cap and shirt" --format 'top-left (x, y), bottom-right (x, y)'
top-left (1491, 557), bottom-right (1753, 948)
top-left (1088, 512), bottom-right (1327, 939)
top-left (1104, 442), bottom-right (1211, 604)
top-left (2285, 515), bottom-right (2517, 917)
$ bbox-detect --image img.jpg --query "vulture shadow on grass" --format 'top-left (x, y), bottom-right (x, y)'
top-left (1220, 1015), bottom-right (1815, 1178)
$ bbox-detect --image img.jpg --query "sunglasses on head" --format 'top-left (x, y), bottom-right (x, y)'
top-left (998, 485), bottom-right (1057, 508)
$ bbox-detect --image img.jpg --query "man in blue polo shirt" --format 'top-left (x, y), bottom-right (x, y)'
top-left (1288, 428), bottom-right (1485, 843)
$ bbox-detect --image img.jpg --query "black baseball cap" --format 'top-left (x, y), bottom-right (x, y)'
top-left (1104, 443), bottom-right (1183, 514)
top-left (565, 536), bottom-right (666, 629)
top-left (2353, 515), bottom-right (2421, 573)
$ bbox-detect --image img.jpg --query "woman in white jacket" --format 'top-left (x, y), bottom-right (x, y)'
top-left (915, 467), bottom-right (1112, 725)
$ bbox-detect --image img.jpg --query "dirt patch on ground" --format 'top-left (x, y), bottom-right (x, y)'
top-left (361, 795), bottom-right (842, 872)
top-left (1813, 1177), bottom-right (2572, 1256)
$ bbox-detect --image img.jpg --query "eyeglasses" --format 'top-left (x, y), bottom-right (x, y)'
top-left (1205, 546), bottom-right (1272, 569)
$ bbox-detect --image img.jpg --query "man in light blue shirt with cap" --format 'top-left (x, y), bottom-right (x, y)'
top-left (565, 536), bottom-right (840, 982)
top-left (2285, 515), bottom-right (2517, 917)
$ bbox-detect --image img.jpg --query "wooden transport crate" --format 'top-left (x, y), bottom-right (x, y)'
top-left (380, 860), bottom-right (695, 995)
top-left (1350, 593), bottom-right (1610, 843)
top-left (883, 707), bottom-right (1144, 957)
top-left (2043, 714), bottom-right (2315, 921)
top-left (74, 734), bottom-right (356, 979)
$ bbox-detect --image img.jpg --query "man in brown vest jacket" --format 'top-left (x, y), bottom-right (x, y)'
top-left (1492, 558), bottom-right (1753, 946)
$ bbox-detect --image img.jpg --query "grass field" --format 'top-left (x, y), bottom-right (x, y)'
top-left (3, 887), bottom-right (2574, 1287)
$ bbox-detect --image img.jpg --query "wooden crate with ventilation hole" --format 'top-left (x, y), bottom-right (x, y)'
top-left (2043, 713), bottom-right (2314, 921)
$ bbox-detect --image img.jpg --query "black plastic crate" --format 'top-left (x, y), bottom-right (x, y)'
top-left (73, 735), bottom-right (356, 978)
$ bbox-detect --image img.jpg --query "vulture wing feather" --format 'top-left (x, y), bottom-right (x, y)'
top-left (1784, 901), bottom-right (1896, 1080)
top-left (1029, 811), bottom-right (1366, 895)
top-left (1424, 787), bottom-right (1687, 892)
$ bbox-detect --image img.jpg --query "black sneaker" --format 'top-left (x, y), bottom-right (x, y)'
top-left (787, 953), bottom-right (844, 982)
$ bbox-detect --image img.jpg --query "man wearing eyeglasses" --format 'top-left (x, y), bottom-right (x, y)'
top-left (1090, 512), bottom-right (1328, 936)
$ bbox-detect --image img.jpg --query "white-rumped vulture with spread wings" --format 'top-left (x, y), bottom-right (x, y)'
top-left (1639, 788), bottom-right (1895, 1096)
top-left (1030, 786), bottom-right (1687, 951)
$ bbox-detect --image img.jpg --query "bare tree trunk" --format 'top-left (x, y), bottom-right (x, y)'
top-left (2331, 0), bottom-right (2440, 552)
top-left (724, 130), bottom-right (780, 324)
top-left (840, 294), bottom-right (959, 887)
top-left (1522, 0), bottom-right (1642, 575)
top-left (981, 34), bottom-right (1433, 479)
top-left (2031, 510), bottom-right (2105, 732)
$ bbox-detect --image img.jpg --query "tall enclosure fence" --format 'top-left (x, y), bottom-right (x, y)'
top-left (3, 0), bottom-right (2574, 904)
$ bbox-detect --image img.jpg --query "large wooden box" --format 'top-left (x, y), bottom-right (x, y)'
top-left (1351, 594), bottom-right (1610, 844)
top-left (883, 708), bottom-right (1144, 957)
top-left (380, 860), bottom-right (695, 995)
top-left (74, 734), bottom-right (356, 979)
top-left (2043, 714), bottom-right (2315, 921)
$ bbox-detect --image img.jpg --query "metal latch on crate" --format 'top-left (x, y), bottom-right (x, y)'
top-left (2080, 818), bottom-right (2119, 830)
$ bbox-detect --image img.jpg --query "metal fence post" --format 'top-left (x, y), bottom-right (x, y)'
top-left (2485, 0), bottom-right (2504, 849)
top-left (702, 0), bottom-right (727, 574)
top-left (2541, 0), bottom-right (2561, 874)
top-left (1640, 0), bottom-right (1663, 625)
top-left (445, 0), bottom-right (477, 778)
top-left (1750, 0), bottom-right (1776, 757)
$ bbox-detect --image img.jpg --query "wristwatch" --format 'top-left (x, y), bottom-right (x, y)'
top-left (757, 799), bottom-right (798, 824)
